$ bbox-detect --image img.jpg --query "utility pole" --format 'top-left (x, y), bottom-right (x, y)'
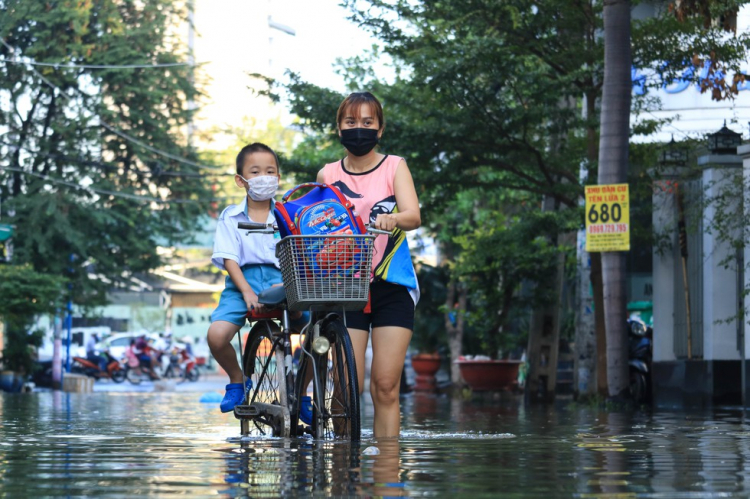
top-left (52, 313), bottom-right (62, 389)
top-left (187, 0), bottom-right (196, 147)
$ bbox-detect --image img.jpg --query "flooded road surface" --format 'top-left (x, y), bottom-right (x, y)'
top-left (3, 388), bottom-right (750, 497)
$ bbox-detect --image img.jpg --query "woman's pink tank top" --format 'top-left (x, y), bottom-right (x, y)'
top-left (322, 155), bottom-right (419, 304)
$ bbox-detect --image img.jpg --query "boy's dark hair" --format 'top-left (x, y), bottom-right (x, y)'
top-left (235, 143), bottom-right (280, 175)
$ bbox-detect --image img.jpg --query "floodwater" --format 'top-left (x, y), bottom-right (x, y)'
top-left (4, 388), bottom-right (750, 498)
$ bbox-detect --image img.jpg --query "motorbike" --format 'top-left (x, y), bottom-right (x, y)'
top-left (628, 315), bottom-right (653, 405)
top-left (123, 354), bottom-right (162, 385)
top-left (162, 347), bottom-right (200, 382)
top-left (72, 351), bottom-right (127, 383)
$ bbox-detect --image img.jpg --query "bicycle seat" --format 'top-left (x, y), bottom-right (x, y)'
top-left (258, 286), bottom-right (287, 308)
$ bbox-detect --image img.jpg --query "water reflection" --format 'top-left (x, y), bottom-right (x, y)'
top-left (5, 391), bottom-right (750, 497)
top-left (216, 439), bottom-right (362, 497)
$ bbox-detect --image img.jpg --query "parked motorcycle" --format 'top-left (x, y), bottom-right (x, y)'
top-left (628, 316), bottom-right (653, 405)
top-left (71, 352), bottom-right (126, 383)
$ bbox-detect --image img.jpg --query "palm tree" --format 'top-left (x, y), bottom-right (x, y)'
top-left (597, 0), bottom-right (632, 399)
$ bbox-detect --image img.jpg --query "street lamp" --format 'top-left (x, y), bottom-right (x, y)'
top-left (707, 121), bottom-right (742, 154)
top-left (659, 136), bottom-right (688, 166)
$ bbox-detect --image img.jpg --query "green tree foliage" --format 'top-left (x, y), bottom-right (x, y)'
top-left (0, 265), bottom-right (66, 373)
top-left (411, 263), bottom-right (448, 354)
top-left (634, 0), bottom-right (750, 101)
top-left (451, 189), bottom-right (577, 358)
top-left (285, 0), bottom-right (603, 212)
top-left (268, 0), bottom-right (750, 364)
top-left (0, 0), bottom-right (211, 307)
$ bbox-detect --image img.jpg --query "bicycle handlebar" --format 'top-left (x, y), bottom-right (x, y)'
top-left (238, 221), bottom-right (275, 233)
top-left (366, 226), bottom-right (392, 236)
top-left (238, 221), bottom-right (391, 236)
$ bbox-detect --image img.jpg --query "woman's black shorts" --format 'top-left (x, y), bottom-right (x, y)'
top-left (344, 281), bottom-right (415, 332)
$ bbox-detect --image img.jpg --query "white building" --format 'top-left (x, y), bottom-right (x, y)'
top-left (642, 5), bottom-right (750, 407)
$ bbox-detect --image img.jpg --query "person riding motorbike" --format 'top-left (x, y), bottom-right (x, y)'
top-left (134, 335), bottom-right (160, 380)
top-left (86, 333), bottom-right (107, 372)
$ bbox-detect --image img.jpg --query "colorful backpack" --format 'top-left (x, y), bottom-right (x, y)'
top-left (273, 183), bottom-right (369, 278)
top-left (273, 183), bottom-right (366, 237)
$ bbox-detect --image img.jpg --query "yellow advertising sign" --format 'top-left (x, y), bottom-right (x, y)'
top-left (585, 183), bottom-right (630, 252)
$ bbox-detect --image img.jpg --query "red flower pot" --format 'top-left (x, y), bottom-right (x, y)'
top-left (411, 353), bottom-right (441, 392)
top-left (456, 359), bottom-right (523, 392)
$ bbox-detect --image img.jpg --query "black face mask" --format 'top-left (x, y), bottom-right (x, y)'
top-left (340, 128), bottom-right (379, 156)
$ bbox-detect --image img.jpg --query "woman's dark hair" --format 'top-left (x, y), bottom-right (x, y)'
top-left (235, 142), bottom-right (280, 175)
top-left (336, 92), bottom-right (385, 130)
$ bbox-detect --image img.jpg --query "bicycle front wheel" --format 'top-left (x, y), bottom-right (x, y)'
top-left (241, 321), bottom-right (290, 437)
top-left (312, 317), bottom-right (360, 441)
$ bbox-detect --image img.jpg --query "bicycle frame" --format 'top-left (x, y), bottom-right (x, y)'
top-left (238, 307), bottom-right (344, 438)
top-left (235, 219), bottom-right (386, 440)
top-left (237, 308), bottom-right (296, 437)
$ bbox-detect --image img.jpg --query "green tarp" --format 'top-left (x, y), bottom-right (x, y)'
top-left (0, 224), bottom-right (14, 242)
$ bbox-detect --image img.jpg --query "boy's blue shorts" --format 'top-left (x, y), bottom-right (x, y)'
top-left (212, 264), bottom-right (283, 326)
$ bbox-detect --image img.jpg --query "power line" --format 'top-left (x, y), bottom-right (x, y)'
top-left (99, 122), bottom-right (226, 171)
top-left (1, 165), bottom-right (235, 205)
top-left (3, 165), bottom-right (161, 203)
top-left (1, 38), bottom-right (230, 172)
top-left (0, 138), bottom-right (230, 179)
top-left (0, 57), bottom-right (196, 70)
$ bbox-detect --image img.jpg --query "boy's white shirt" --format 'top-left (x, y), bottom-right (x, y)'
top-left (211, 198), bottom-right (279, 271)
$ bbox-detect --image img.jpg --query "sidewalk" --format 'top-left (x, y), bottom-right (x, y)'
top-left (91, 371), bottom-right (228, 393)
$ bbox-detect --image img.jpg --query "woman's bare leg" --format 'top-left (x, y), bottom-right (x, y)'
top-left (370, 326), bottom-right (412, 438)
top-left (348, 328), bottom-right (370, 395)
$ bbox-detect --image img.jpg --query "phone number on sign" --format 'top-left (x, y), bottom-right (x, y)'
top-left (588, 224), bottom-right (628, 234)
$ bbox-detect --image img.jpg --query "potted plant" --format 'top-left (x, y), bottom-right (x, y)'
top-left (452, 209), bottom-right (564, 391)
top-left (0, 265), bottom-right (65, 392)
top-left (410, 264), bottom-right (449, 392)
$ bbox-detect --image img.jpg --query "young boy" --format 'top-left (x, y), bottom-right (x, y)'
top-left (207, 142), bottom-right (284, 413)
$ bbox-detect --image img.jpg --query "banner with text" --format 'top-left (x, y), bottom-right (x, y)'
top-left (585, 183), bottom-right (630, 252)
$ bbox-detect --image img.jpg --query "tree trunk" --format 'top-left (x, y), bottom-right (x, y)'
top-left (591, 252), bottom-right (609, 396)
top-left (575, 90), bottom-right (605, 400)
top-left (446, 279), bottom-right (467, 387)
top-left (597, 0), bottom-right (632, 400)
top-left (575, 230), bottom-right (597, 398)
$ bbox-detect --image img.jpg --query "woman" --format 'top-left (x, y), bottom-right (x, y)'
top-left (317, 91), bottom-right (421, 438)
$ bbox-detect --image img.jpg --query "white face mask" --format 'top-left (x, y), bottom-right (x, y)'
top-left (240, 175), bottom-right (278, 201)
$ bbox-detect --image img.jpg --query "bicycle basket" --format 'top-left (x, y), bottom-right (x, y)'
top-left (277, 234), bottom-right (376, 311)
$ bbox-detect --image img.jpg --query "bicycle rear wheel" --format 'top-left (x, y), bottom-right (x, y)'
top-left (312, 317), bottom-right (360, 441)
top-left (240, 321), bottom-right (290, 437)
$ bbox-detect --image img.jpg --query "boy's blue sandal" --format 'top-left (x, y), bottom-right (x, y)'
top-left (220, 379), bottom-right (253, 413)
top-left (299, 395), bottom-right (313, 425)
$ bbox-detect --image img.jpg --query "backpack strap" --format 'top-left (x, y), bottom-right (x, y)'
top-left (282, 183), bottom-right (324, 202)
top-left (274, 201), bottom-right (297, 234)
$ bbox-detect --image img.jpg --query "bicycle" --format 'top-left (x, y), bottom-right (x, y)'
top-left (233, 222), bottom-right (387, 441)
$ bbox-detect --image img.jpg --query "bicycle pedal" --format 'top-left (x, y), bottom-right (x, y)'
top-left (233, 404), bottom-right (259, 418)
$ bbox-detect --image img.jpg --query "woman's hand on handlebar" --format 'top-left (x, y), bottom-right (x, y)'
top-left (372, 213), bottom-right (399, 233)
